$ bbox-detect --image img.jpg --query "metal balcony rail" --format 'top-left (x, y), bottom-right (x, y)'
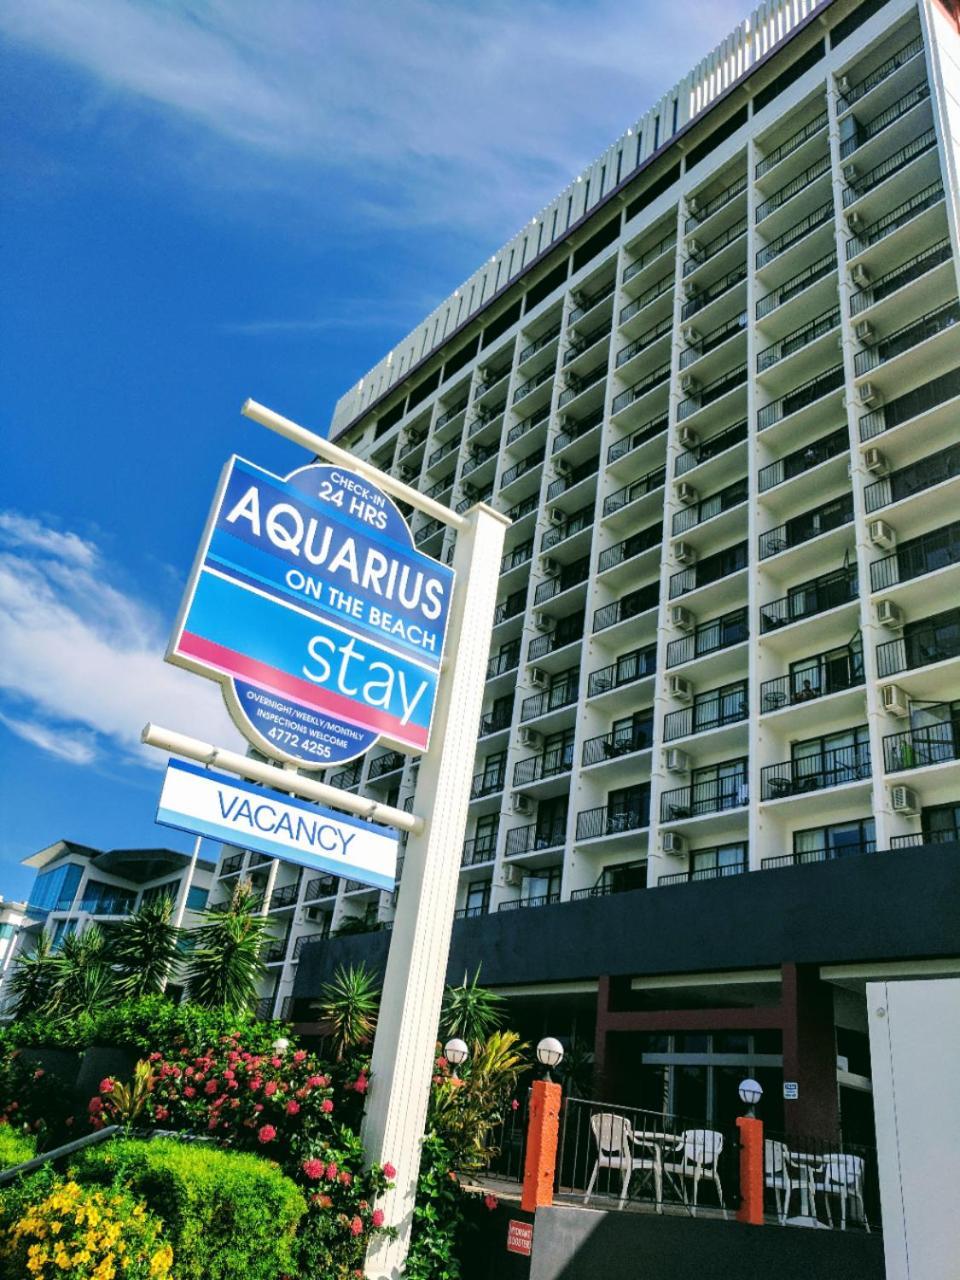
top-left (427, 435), bottom-right (460, 469)
top-left (505, 820), bottom-right (568, 855)
top-left (435, 396), bottom-right (469, 429)
top-left (553, 406), bottom-right (604, 454)
top-left (838, 32), bottom-right (924, 107)
top-left (569, 860), bottom-right (647, 899)
top-left (576, 799), bottom-right (650, 840)
top-left (755, 110), bottom-right (828, 178)
top-left (758, 426), bottom-right (848, 492)
top-left (468, 399), bottom-right (507, 439)
top-left (570, 277), bottom-right (616, 323)
top-left (685, 173), bottom-right (748, 231)
top-left (398, 429), bottom-right (426, 459)
top-left (661, 770), bottom-right (748, 821)
top-left (487, 639), bottom-right (522, 679)
top-left (424, 474), bottom-right (456, 502)
top-left (263, 939), bottom-right (288, 965)
top-left (678, 312), bottom-right (747, 371)
top-left (757, 363), bottom-right (844, 430)
top-left (760, 567), bottom-right (858, 632)
top-left (842, 129), bottom-right (937, 208)
top-left (493, 588), bottom-right (527, 626)
top-left (846, 180), bottom-right (944, 259)
top-left (414, 517), bottom-right (444, 545)
top-left (588, 644), bottom-right (658, 697)
top-left (607, 414), bottom-right (668, 466)
top-left (663, 692), bottom-right (748, 743)
top-left (474, 363), bottom-right (512, 398)
top-left (565, 319), bottom-right (612, 365)
top-left (865, 442), bottom-right (960, 513)
top-left (520, 674), bottom-right (579, 722)
top-left (762, 838), bottom-right (876, 869)
top-left (756, 154), bottom-right (831, 223)
top-left (598, 522), bottom-right (662, 572)
top-left (220, 853), bottom-right (244, 877)
top-left (759, 493), bottom-right (854, 559)
top-left (668, 540), bottom-right (747, 600)
top-left (677, 364), bottom-right (748, 422)
top-left (527, 616), bottom-right (584, 661)
top-left (501, 539), bottom-right (534, 574)
top-left (890, 825), bottom-right (959, 848)
top-left (546, 461), bottom-right (598, 504)
top-left (500, 447), bottom-right (545, 490)
top-left (453, 904), bottom-right (488, 920)
top-left (542, 503), bottom-right (593, 550)
top-left (841, 82), bottom-right (931, 162)
top-left (593, 582), bottom-right (660, 632)
top-left (253, 997), bottom-right (274, 1020)
top-left (470, 765), bottom-right (505, 799)
top-left (672, 478), bottom-right (748, 536)
top-left (659, 861), bottom-right (746, 886)
top-left (681, 262), bottom-right (747, 321)
top-left (558, 363), bottom-right (607, 408)
top-left (756, 250), bottom-right (836, 319)
top-left (682, 216), bottom-right (747, 277)
top-left (506, 401), bottom-right (551, 446)
top-left (860, 366), bottom-right (960, 442)
top-left (508, 492), bottom-right (540, 522)
top-left (850, 238), bottom-right (953, 318)
top-left (305, 875), bottom-right (337, 900)
top-left (498, 893), bottom-right (561, 912)
top-left (462, 836), bottom-right (497, 866)
top-left (534, 556), bottom-right (591, 605)
top-left (603, 466), bottom-right (666, 516)
top-left (623, 231), bottom-right (677, 283)
top-left (462, 441), bottom-right (499, 475)
top-left (757, 307), bottom-right (840, 373)
top-left (479, 706), bottom-right (513, 736)
top-left (513, 743), bottom-right (574, 786)
top-left (78, 894), bottom-right (136, 916)
top-left (761, 744), bottom-right (871, 800)
top-left (513, 364), bottom-right (555, 406)
top-left (619, 275), bottom-right (673, 327)
top-left (876, 614), bottom-right (960, 677)
top-left (616, 315), bottom-right (672, 368)
top-left (518, 321), bottom-right (562, 365)
top-left (870, 519), bottom-right (960, 591)
top-left (760, 659), bottom-right (863, 712)
top-left (611, 363), bottom-right (671, 416)
top-left (675, 419), bottom-right (748, 477)
top-left (343, 878), bottom-right (372, 893)
top-left (756, 199), bottom-right (833, 270)
top-left (582, 717), bottom-right (654, 765)
top-left (855, 299), bottom-right (960, 377)
top-left (329, 760), bottom-right (363, 790)
top-left (666, 607), bottom-right (748, 668)
top-left (368, 750), bottom-right (405, 779)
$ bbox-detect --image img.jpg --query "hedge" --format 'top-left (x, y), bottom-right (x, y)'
top-left (0, 1129), bottom-right (35, 1171)
top-left (72, 1138), bottom-right (306, 1280)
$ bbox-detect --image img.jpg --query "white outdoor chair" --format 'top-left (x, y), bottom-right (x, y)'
top-left (583, 1113), bottom-right (661, 1209)
top-left (764, 1138), bottom-right (794, 1224)
top-left (816, 1152), bottom-right (869, 1231)
top-left (662, 1128), bottom-right (726, 1217)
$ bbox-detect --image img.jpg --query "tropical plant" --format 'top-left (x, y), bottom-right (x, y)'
top-left (109, 896), bottom-right (181, 997)
top-left (49, 924), bottom-right (113, 1017)
top-left (183, 881), bottom-right (268, 1014)
top-left (439, 968), bottom-right (505, 1045)
top-left (429, 1030), bottom-right (526, 1171)
top-left (316, 964), bottom-right (379, 1061)
top-left (5, 930), bottom-right (56, 1018)
top-left (97, 1060), bottom-right (156, 1126)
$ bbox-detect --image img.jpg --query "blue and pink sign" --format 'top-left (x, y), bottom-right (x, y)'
top-left (167, 458), bottom-right (454, 768)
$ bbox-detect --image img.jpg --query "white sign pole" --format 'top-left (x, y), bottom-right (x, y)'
top-left (362, 502), bottom-right (507, 1279)
top-left (160, 834), bottom-right (202, 993)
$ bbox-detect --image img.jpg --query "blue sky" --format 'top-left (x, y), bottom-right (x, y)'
top-left (0, 0), bottom-right (744, 901)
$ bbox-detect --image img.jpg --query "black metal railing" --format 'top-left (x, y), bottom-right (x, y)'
top-left (576, 799), bottom-right (650, 840)
top-left (677, 364), bottom-right (748, 421)
top-left (757, 307), bottom-right (840, 372)
top-left (759, 494), bottom-right (854, 559)
top-left (841, 81), bottom-right (931, 161)
top-left (603, 466), bottom-right (666, 516)
top-left (756, 200), bottom-right (833, 270)
top-left (462, 837), bottom-right (497, 867)
top-left (842, 129), bottom-right (937, 208)
top-left (329, 759), bottom-right (363, 790)
top-left (616, 315), bottom-right (672, 368)
top-left (860, 366), bottom-right (960, 442)
top-left (462, 441), bottom-right (499, 476)
top-left (678, 313), bottom-right (747, 371)
top-left (890, 825), bottom-right (960, 849)
top-left (518, 322), bottom-right (562, 365)
top-left (565, 320), bottom-right (612, 366)
top-left (304, 875), bottom-right (337, 900)
top-left (685, 173), bottom-right (748, 230)
top-left (513, 365), bottom-right (554, 406)
top-left (507, 402), bottom-right (551, 446)
top-left (758, 426), bottom-right (848, 492)
top-left (220, 853), bottom-right (244, 877)
top-left (269, 881), bottom-right (300, 909)
top-left (757, 363), bottom-right (844, 429)
top-left (427, 436), bottom-right (460, 470)
top-left (534, 556), bottom-right (591, 604)
top-left (756, 249), bottom-right (836, 319)
top-left (468, 400), bottom-right (506, 438)
top-left (593, 582), bottom-right (659, 632)
top-left (666, 608), bottom-right (748, 668)
top-left (761, 744), bottom-right (871, 800)
top-left (865, 442), bottom-right (960, 513)
top-left (493, 588), bottom-right (527, 626)
top-left (680, 263), bottom-right (747, 321)
top-left (756, 110), bottom-right (828, 177)
top-left (569, 861), bottom-right (647, 900)
top-left (598, 523), bottom-right (661, 572)
top-left (673, 478), bottom-right (748, 536)
top-left (474, 363), bottom-right (511, 398)
top-left (479, 706), bottom-right (513, 736)
top-left (668, 541), bottom-right (747, 600)
top-left (846, 180), bottom-right (944, 260)
top-left (553, 406), bottom-right (604, 454)
top-left (470, 765), bottom-right (506, 799)
top-left (527, 616), bottom-right (584, 661)
top-left (607, 414), bottom-right (668, 466)
top-left (762, 839), bottom-right (876, 870)
top-left (500, 539), bottom-right (534, 574)
top-left (504, 820), bottom-right (568, 855)
top-left (570, 278), bottom-right (616, 323)
top-left (623, 231), bottom-right (677, 283)
top-left (546, 457), bottom-right (598, 501)
top-left (850, 239), bottom-right (953, 317)
top-left (542, 503), bottom-right (593, 550)
top-left (760, 657), bottom-right (863, 712)
top-left (855, 299), bottom-right (960, 378)
top-left (876, 614), bottom-right (960, 677)
top-left (884, 723), bottom-right (960, 772)
top-left (513, 744), bottom-right (574, 786)
top-left (682, 217), bottom-right (747, 276)
top-left (423, 474), bottom-right (454, 501)
top-left (659, 861), bottom-right (746, 887)
top-left (500, 448), bottom-right (545, 490)
top-left (663, 693), bottom-right (748, 743)
top-left (498, 893), bottom-right (561, 912)
top-left (660, 771), bottom-right (748, 821)
top-left (756, 154), bottom-right (831, 223)
top-left (588, 644), bottom-right (658, 697)
top-left (870, 520), bottom-right (960, 591)
top-left (761, 567), bottom-right (858, 632)
top-left (435, 396), bottom-right (469, 429)
top-left (520, 677), bottom-right (579, 722)
top-left (263, 938), bottom-right (289, 965)
top-left (611, 363), bottom-right (671, 416)
top-left (582, 717), bottom-right (654, 765)
top-left (453, 904), bottom-right (488, 921)
top-left (368, 750), bottom-right (405, 780)
top-left (675, 419), bottom-right (747, 477)
top-left (487, 639), bottom-right (522, 679)
top-left (839, 31), bottom-right (923, 107)
top-left (619, 275), bottom-right (673, 326)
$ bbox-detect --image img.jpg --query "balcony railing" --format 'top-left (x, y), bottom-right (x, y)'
top-left (890, 825), bottom-right (959, 849)
top-left (414, 517), bottom-right (444, 545)
top-left (755, 110), bottom-right (828, 178)
top-left (479, 706), bottom-right (512, 736)
top-left (500, 447), bottom-right (545, 489)
top-left (493, 588), bottom-right (526, 626)
top-left (760, 656), bottom-right (863, 712)
top-left (756, 199), bottom-right (833, 270)
top-left (435, 396), bottom-right (469, 429)
top-left (487, 639), bottom-right (521, 679)
top-left (220, 853), bottom-right (244, 877)
top-left (869, 520), bottom-right (960, 591)
top-left (757, 363), bottom-right (844, 430)
top-left (682, 217), bottom-right (747, 276)
top-left (603, 466), bottom-right (666, 516)
top-left (666, 607), bottom-right (748, 667)
top-left (756, 154), bottom-right (831, 223)
top-left (498, 893), bottom-right (561, 912)
top-left (504, 820), bottom-right (567, 855)
top-left (506, 402), bottom-right (550, 446)
top-left (576, 799), bottom-right (650, 840)
top-left (668, 540), bottom-right (747, 600)
top-left (660, 770), bottom-right (748, 821)
top-left (553, 406), bottom-right (604, 454)
top-left (846, 180), bottom-right (944, 260)
top-left (593, 582), bottom-right (659, 632)
top-left (758, 493), bottom-right (854, 558)
top-left (876, 614), bottom-right (960, 677)
top-left (865, 442), bottom-right (960, 513)
top-left (527, 615), bottom-right (584, 661)
top-left (757, 426), bottom-right (848, 493)
top-left (500, 539), bottom-right (534, 574)
top-left (675, 419), bottom-right (747, 477)
top-left (542, 503), bottom-right (593, 550)
top-left (841, 82), bottom-right (931, 161)
top-left (685, 174), bottom-right (747, 231)
top-left (842, 130), bottom-right (937, 208)
top-left (681, 263), bottom-right (747, 321)
top-left (838, 32), bottom-right (923, 107)
top-left (518, 322), bottom-right (562, 365)
top-left (513, 365), bottom-right (554, 406)
top-left (677, 364), bottom-right (747, 421)
top-left (582, 717), bottom-right (653, 765)
top-left (462, 837), bottom-right (497, 867)
top-left (623, 231), bottom-right (677, 282)
top-left (534, 556), bottom-right (590, 604)
top-left (860, 367), bottom-right (960, 442)
top-left (570, 278), bottom-right (615, 323)
top-left (762, 839), bottom-right (876, 870)
top-left (453, 904), bottom-right (488, 920)
top-left (756, 250), bottom-right (836, 319)
top-left (679, 312), bottom-right (747, 371)
top-left (659, 861), bottom-right (746, 887)
top-left (304, 875), bottom-right (337, 900)
top-left (598, 522), bottom-right (661, 572)
top-left (607, 414), bottom-right (668, 466)
top-left (761, 744), bottom-right (871, 800)
top-left (850, 238), bottom-right (953, 318)
top-left (269, 881), bottom-right (300, 909)
top-left (673, 477), bottom-right (748, 536)
top-left (760, 567), bottom-right (858, 632)
top-left (619, 274), bottom-right (673, 327)
top-left (663, 692), bottom-right (748, 743)
top-left (520, 677), bottom-right (579, 722)
top-left (757, 307), bottom-right (840, 373)
top-left (329, 760), bottom-right (362, 790)
top-left (368, 750), bottom-right (405, 780)
top-left (474, 364), bottom-right (511, 398)
top-left (468, 400), bottom-right (507, 438)
top-left (470, 766), bottom-right (505, 799)
top-left (611, 363), bottom-right (671, 416)
top-left (427, 435), bottom-right (460, 470)
top-left (587, 644), bottom-right (658, 697)
top-left (263, 938), bottom-right (288, 965)
top-left (565, 320), bottom-right (612, 365)
top-left (855, 299), bottom-right (960, 378)
top-left (513, 744), bottom-right (574, 786)
top-left (546, 458), bottom-right (598, 501)
top-left (423, 474), bottom-right (454, 501)
top-left (616, 315), bottom-right (672, 368)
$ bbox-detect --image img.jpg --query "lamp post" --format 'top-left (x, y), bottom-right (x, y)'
top-left (736, 1078), bottom-right (765, 1225)
top-left (536, 1036), bottom-right (564, 1083)
top-left (738, 1077), bottom-right (763, 1118)
top-left (521, 1038), bottom-right (564, 1213)
top-left (444, 1038), bottom-right (469, 1079)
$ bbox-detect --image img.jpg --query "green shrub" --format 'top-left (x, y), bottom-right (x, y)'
top-left (72, 1137), bottom-right (305, 1280)
top-left (0, 1129), bottom-right (35, 1171)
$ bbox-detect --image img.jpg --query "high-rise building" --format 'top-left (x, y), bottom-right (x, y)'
top-left (217, 0), bottom-right (960, 1135)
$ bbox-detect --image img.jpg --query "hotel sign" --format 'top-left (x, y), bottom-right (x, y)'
top-left (168, 458), bottom-right (454, 768)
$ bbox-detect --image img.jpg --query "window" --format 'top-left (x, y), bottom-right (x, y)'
top-left (921, 802), bottom-right (960, 843)
top-left (79, 879), bottom-right (136, 916)
top-left (607, 784), bottom-right (650, 830)
top-left (691, 758), bottom-right (748, 811)
top-left (521, 865), bottom-right (561, 903)
top-left (28, 862), bottom-right (82, 916)
top-left (693, 682), bottom-right (747, 732)
top-left (187, 886), bottom-right (209, 912)
top-left (0, 923), bottom-right (14, 940)
top-left (474, 813), bottom-right (499, 855)
top-left (543, 727), bottom-right (575, 772)
top-left (610, 711), bottom-right (652, 753)
top-left (465, 881), bottom-right (490, 914)
top-left (791, 725), bottom-right (870, 785)
top-left (793, 818), bottom-right (875, 863)
top-left (789, 636), bottom-right (862, 701)
top-left (691, 842), bottom-right (746, 878)
top-left (140, 880), bottom-right (179, 909)
top-left (536, 795), bottom-right (568, 846)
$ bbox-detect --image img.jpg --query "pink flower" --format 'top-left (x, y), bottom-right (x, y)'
top-left (302, 1158), bottom-right (324, 1180)
top-left (382, 1163), bottom-right (396, 1180)
top-left (264, 1081), bottom-right (278, 1097)
top-left (349, 1216), bottom-right (363, 1237)
top-left (184, 1086), bottom-right (196, 1099)
top-left (204, 1080), bottom-right (217, 1095)
top-left (155, 1106), bottom-right (170, 1122)
top-left (149, 1052), bottom-right (162, 1062)
top-left (339, 1172), bottom-right (352, 1186)
top-left (271, 1056), bottom-right (282, 1068)
top-left (293, 1049), bottom-right (307, 1063)
top-left (286, 1100), bottom-right (300, 1115)
top-left (99, 1078), bottom-right (113, 1093)
top-left (307, 1075), bottom-right (323, 1088)
top-left (33, 1069), bottom-right (45, 1080)
top-left (372, 1209), bottom-right (385, 1228)
top-left (254, 1103), bottom-right (264, 1113)
top-left (88, 1097), bottom-right (103, 1115)
top-left (321, 1099), bottom-right (334, 1114)
top-left (511, 1099), bottom-right (520, 1111)
top-left (436, 1057), bottom-right (448, 1070)
top-left (353, 1075), bottom-right (369, 1095)
top-left (257, 1124), bottom-right (277, 1144)
top-left (483, 1194), bottom-right (498, 1212)
top-left (325, 1163), bottom-right (338, 1180)
top-left (223, 1069), bottom-right (235, 1081)
top-left (249, 1079), bottom-right (262, 1092)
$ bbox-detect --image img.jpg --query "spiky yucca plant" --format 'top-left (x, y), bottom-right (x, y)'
top-left (183, 881), bottom-right (268, 1014)
top-left (5, 929), bottom-right (56, 1018)
top-left (109, 895), bottom-right (181, 997)
top-left (316, 963), bottom-right (380, 1060)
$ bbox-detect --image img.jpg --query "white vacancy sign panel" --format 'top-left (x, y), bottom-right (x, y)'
top-left (156, 759), bottom-right (397, 892)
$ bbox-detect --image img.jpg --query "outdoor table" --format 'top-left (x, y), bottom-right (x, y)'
top-left (631, 1133), bottom-right (685, 1211)
top-left (786, 1150), bottom-right (827, 1224)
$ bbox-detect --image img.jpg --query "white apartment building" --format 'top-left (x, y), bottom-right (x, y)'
top-left (211, 0), bottom-right (960, 1033)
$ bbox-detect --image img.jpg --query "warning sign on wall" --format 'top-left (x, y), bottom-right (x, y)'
top-left (506, 1219), bottom-right (533, 1256)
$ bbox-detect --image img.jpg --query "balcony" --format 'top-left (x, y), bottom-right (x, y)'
top-left (220, 853), bottom-right (244, 877)
top-left (500, 539), bottom-right (534, 575)
top-left (841, 81), bottom-right (931, 161)
top-left (610, 363), bottom-right (671, 417)
top-left (435, 396), bottom-right (469, 430)
top-left (756, 199), bottom-right (833, 270)
top-left (603, 465), bottom-right (665, 516)
top-left (869, 520), bottom-right (960, 592)
top-left (619, 275), bottom-right (673, 328)
top-left (462, 441), bottom-right (499, 476)
top-left (850, 239), bottom-right (953, 318)
top-left (414, 517), bottom-right (444, 546)
top-left (623, 231), bottom-right (676, 284)
top-left (498, 893), bottom-right (561, 912)
top-left (513, 743), bottom-right (573, 786)
top-left (553, 406), bottom-right (603, 455)
top-left (757, 364), bottom-right (844, 430)
top-left (677, 364), bottom-right (747, 422)
top-left (518, 322), bottom-right (562, 365)
top-left (838, 32), bottom-right (923, 108)
top-left (570, 278), bottom-right (615, 323)
top-left (761, 744), bottom-right (871, 800)
top-left (368, 750), bottom-right (405, 781)
top-left (757, 426), bottom-right (848, 493)
top-left (569, 859), bottom-right (647, 899)
top-left (616, 315), bottom-right (672, 369)
top-left (672, 477), bottom-right (747, 536)
top-left (542, 503), bottom-right (593, 551)
top-left (842, 129), bottom-right (937, 210)
top-left (487, 639), bottom-right (521, 679)
top-left (668, 540), bottom-right (747, 600)
top-left (607, 414), bottom-right (668, 467)
top-left (860, 367), bottom-right (960, 443)
top-left (582, 716), bottom-right (653, 765)
top-left (468, 400), bottom-right (507, 439)
top-left (513, 366), bottom-right (554, 406)
top-left (462, 837), bottom-right (497, 867)
top-left (520, 676), bottom-right (579, 722)
top-left (884, 722), bottom-right (960, 773)
top-left (681, 263), bottom-right (747, 322)
top-left (659, 861), bottom-right (746, 887)
top-left (756, 154), bottom-right (830, 223)
top-left (756, 250), bottom-right (837, 319)
top-left (534, 556), bottom-right (590, 605)
top-left (500, 447), bottom-right (545, 490)
top-left (682, 216), bottom-right (747, 277)
top-left (546, 457), bottom-right (598, 502)
top-left (474, 363), bottom-right (511, 398)
top-left (263, 939), bottom-right (288, 965)
top-left (865, 441), bottom-right (960, 514)
top-left (506, 402), bottom-right (550, 447)
top-left (593, 582), bottom-right (659, 633)
top-left (329, 760), bottom-right (362, 790)
top-left (675, 419), bottom-right (747, 477)
top-left (685, 174), bottom-right (747, 232)
top-left (666, 607), bottom-right (748, 668)
top-left (493, 588), bottom-right (527, 626)
top-left (470, 765), bottom-right (505, 799)
top-left (855, 300), bottom-right (960, 379)
top-left (587, 644), bottom-right (658, 697)
top-left (762, 838), bottom-right (876, 870)
top-left (479, 705), bottom-right (512, 737)
top-left (576, 799), bottom-right (650, 841)
top-left (269, 882), bottom-right (300, 909)
top-left (504, 820), bottom-right (567, 855)
top-left (427, 435), bottom-right (460, 470)
top-left (304, 875), bottom-right (337, 900)
top-left (507, 493), bottom-right (541, 523)
top-left (565, 319), bottom-right (611, 365)
top-left (598, 523), bottom-right (661, 574)
top-left (663, 690), bottom-right (748, 743)
top-left (528, 615), bottom-right (584, 662)
top-left (756, 110), bottom-right (827, 179)
top-left (678, 312), bottom-right (747, 371)
top-left (759, 493), bottom-right (853, 559)
top-left (846, 180), bottom-right (944, 261)
top-left (757, 307), bottom-right (840, 374)
top-left (890, 824), bottom-right (959, 849)
top-left (660, 770), bottom-right (748, 822)
top-left (761, 567), bottom-right (858, 632)
top-left (454, 904), bottom-right (488, 921)
top-left (760, 645), bottom-right (863, 713)
top-left (876, 612), bottom-right (960, 678)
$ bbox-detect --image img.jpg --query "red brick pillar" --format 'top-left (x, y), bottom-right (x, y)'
top-left (521, 1080), bottom-right (562, 1213)
top-left (736, 1115), bottom-right (764, 1225)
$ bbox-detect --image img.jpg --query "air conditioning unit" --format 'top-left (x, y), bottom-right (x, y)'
top-left (863, 447), bottom-right (887, 475)
top-left (569, 291), bottom-right (586, 310)
top-left (399, 465), bottom-right (416, 483)
top-left (518, 727), bottom-right (543, 749)
top-left (669, 676), bottom-right (694, 703)
top-left (846, 211), bottom-right (863, 232)
top-left (869, 519), bottom-right (897, 550)
top-left (662, 831), bottom-right (687, 855)
top-left (542, 558), bottom-right (560, 577)
top-left (682, 327), bottom-right (702, 349)
top-left (461, 481), bottom-right (478, 500)
top-left (890, 785), bottom-right (919, 816)
top-left (675, 481), bottom-right (698, 505)
top-left (687, 195), bottom-right (701, 215)
top-left (850, 263), bottom-right (871, 288)
top-left (548, 509), bottom-right (565, 527)
top-left (843, 163), bottom-right (860, 185)
top-left (674, 541), bottom-right (697, 564)
top-left (881, 684), bottom-right (910, 717)
top-left (680, 374), bottom-right (701, 396)
top-left (530, 667), bottom-right (549, 688)
top-left (877, 599), bottom-right (904, 630)
top-left (305, 906), bottom-right (328, 922)
top-left (855, 320), bottom-right (877, 346)
top-left (837, 73), bottom-right (851, 94)
top-left (665, 748), bottom-right (690, 773)
top-left (511, 793), bottom-right (534, 816)
top-left (503, 863), bottom-right (524, 888)
top-left (677, 425), bottom-right (699, 449)
top-left (672, 605), bottom-right (696, 632)
top-left (556, 459), bottom-right (573, 479)
top-left (388, 890), bottom-right (399, 908)
top-left (557, 414), bottom-right (572, 431)
top-left (687, 239), bottom-right (704, 262)
top-left (683, 281), bottom-right (700, 300)
top-left (477, 366), bottom-right (491, 383)
top-left (858, 382), bottom-right (881, 408)
top-left (533, 611), bottom-right (551, 632)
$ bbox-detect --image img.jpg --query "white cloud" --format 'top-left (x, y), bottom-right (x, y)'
top-left (0, 512), bottom-right (98, 569)
top-left (0, 713), bottom-right (97, 765)
top-left (0, 510), bottom-right (243, 769)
